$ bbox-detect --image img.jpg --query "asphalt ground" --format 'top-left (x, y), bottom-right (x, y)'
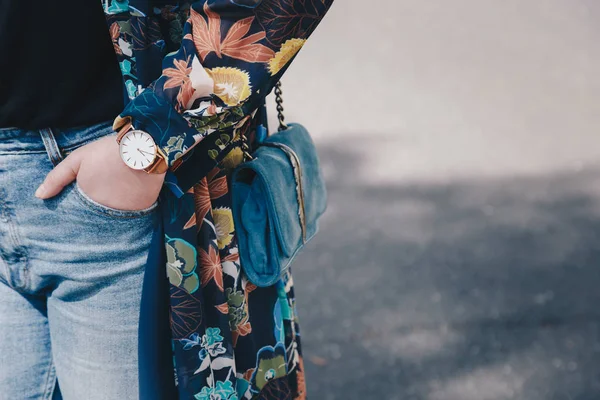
top-left (269, 1), bottom-right (600, 399)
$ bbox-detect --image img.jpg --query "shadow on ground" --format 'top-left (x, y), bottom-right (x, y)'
top-left (292, 141), bottom-right (600, 400)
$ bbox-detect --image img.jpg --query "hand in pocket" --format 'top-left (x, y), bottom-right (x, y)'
top-left (35, 134), bottom-right (165, 211)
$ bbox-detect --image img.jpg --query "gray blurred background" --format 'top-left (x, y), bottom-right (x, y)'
top-left (267, 1), bottom-right (600, 399)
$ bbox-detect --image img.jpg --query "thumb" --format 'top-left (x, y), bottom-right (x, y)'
top-left (35, 152), bottom-right (82, 199)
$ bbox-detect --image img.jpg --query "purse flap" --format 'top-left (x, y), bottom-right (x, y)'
top-left (232, 123), bottom-right (327, 262)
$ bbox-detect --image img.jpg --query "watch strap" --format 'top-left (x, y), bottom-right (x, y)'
top-left (116, 120), bottom-right (133, 144)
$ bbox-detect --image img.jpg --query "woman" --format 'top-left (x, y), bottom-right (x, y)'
top-left (0, 0), bottom-right (333, 399)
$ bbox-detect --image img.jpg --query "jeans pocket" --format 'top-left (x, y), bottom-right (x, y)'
top-left (72, 181), bottom-right (159, 219)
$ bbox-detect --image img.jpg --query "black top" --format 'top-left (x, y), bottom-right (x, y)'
top-left (0, 1), bottom-right (124, 129)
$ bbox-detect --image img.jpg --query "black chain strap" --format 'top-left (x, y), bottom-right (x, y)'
top-left (274, 81), bottom-right (287, 132)
top-left (240, 125), bottom-right (253, 161)
top-left (240, 80), bottom-right (287, 162)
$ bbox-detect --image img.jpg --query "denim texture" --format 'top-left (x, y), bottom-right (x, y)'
top-left (0, 121), bottom-right (158, 399)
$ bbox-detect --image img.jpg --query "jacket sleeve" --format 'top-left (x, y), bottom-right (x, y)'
top-left (106, 0), bottom-right (334, 184)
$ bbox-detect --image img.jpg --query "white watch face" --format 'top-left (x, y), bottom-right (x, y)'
top-left (119, 130), bottom-right (157, 170)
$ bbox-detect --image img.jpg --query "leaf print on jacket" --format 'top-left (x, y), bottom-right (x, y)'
top-left (109, 22), bottom-right (123, 55)
top-left (256, 377), bottom-right (292, 400)
top-left (268, 39), bottom-right (305, 75)
top-left (163, 55), bottom-right (214, 111)
top-left (251, 344), bottom-right (288, 392)
top-left (199, 243), bottom-right (224, 291)
top-left (213, 207), bottom-right (235, 249)
top-left (200, 327), bottom-right (227, 358)
top-left (170, 285), bottom-right (203, 340)
top-left (194, 380), bottom-right (238, 400)
top-left (163, 57), bottom-right (194, 109)
top-left (166, 236), bottom-right (200, 294)
top-left (103, 0), bottom-right (335, 398)
top-left (186, 179), bottom-right (211, 231)
top-left (206, 67), bottom-right (252, 107)
top-left (187, 3), bottom-right (275, 63)
top-left (225, 285), bottom-right (253, 347)
top-left (255, 0), bottom-right (331, 47)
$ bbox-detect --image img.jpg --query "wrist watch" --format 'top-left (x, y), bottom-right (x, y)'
top-left (116, 121), bottom-right (168, 174)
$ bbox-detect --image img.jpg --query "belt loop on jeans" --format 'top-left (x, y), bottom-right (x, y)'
top-left (39, 128), bottom-right (64, 167)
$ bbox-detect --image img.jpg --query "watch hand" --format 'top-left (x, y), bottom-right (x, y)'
top-left (137, 148), bottom-right (151, 162)
top-left (139, 149), bottom-right (154, 156)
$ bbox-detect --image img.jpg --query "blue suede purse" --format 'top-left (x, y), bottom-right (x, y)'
top-left (231, 115), bottom-right (327, 287)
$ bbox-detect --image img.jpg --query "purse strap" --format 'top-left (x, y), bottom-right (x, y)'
top-left (274, 81), bottom-right (288, 132)
top-left (240, 80), bottom-right (287, 162)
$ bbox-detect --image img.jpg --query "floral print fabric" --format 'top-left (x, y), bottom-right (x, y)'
top-left (102, 1), bottom-right (333, 399)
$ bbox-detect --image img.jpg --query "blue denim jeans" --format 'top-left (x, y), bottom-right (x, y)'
top-left (0, 121), bottom-right (158, 399)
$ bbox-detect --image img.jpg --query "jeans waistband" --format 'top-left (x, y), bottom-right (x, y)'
top-left (0, 120), bottom-right (114, 154)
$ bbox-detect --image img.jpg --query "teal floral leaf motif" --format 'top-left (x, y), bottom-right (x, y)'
top-left (273, 298), bottom-right (283, 344)
top-left (215, 380), bottom-right (237, 399)
top-left (180, 333), bottom-right (202, 350)
top-left (193, 380), bottom-right (238, 400)
top-left (193, 387), bottom-right (216, 400)
top-left (105, 0), bottom-right (129, 14)
top-left (119, 60), bottom-right (135, 77)
top-left (235, 378), bottom-right (251, 399)
top-left (125, 80), bottom-right (138, 99)
top-left (201, 327), bottom-right (224, 348)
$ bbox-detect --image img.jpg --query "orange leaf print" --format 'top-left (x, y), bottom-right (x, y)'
top-left (209, 175), bottom-right (228, 199)
top-left (163, 57), bottom-right (195, 110)
top-left (238, 321), bottom-right (252, 336)
top-left (176, 81), bottom-right (195, 111)
top-left (296, 356), bottom-right (307, 399)
top-left (246, 282), bottom-right (258, 293)
top-left (243, 368), bottom-right (255, 381)
top-left (183, 214), bottom-right (197, 230)
top-left (170, 286), bottom-right (203, 339)
top-left (222, 252), bottom-right (239, 263)
top-left (193, 179), bottom-right (212, 226)
top-left (110, 22), bottom-right (122, 56)
top-left (215, 302), bottom-right (229, 314)
top-left (199, 245), bottom-right (224, 291)
top-left (189, 3), bottom-right (275, 63)
top-left (163, 58), bottom-right (192, 89)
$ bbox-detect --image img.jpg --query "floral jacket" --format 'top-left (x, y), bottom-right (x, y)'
top-left (102, 1), bottom-right (333, 399)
